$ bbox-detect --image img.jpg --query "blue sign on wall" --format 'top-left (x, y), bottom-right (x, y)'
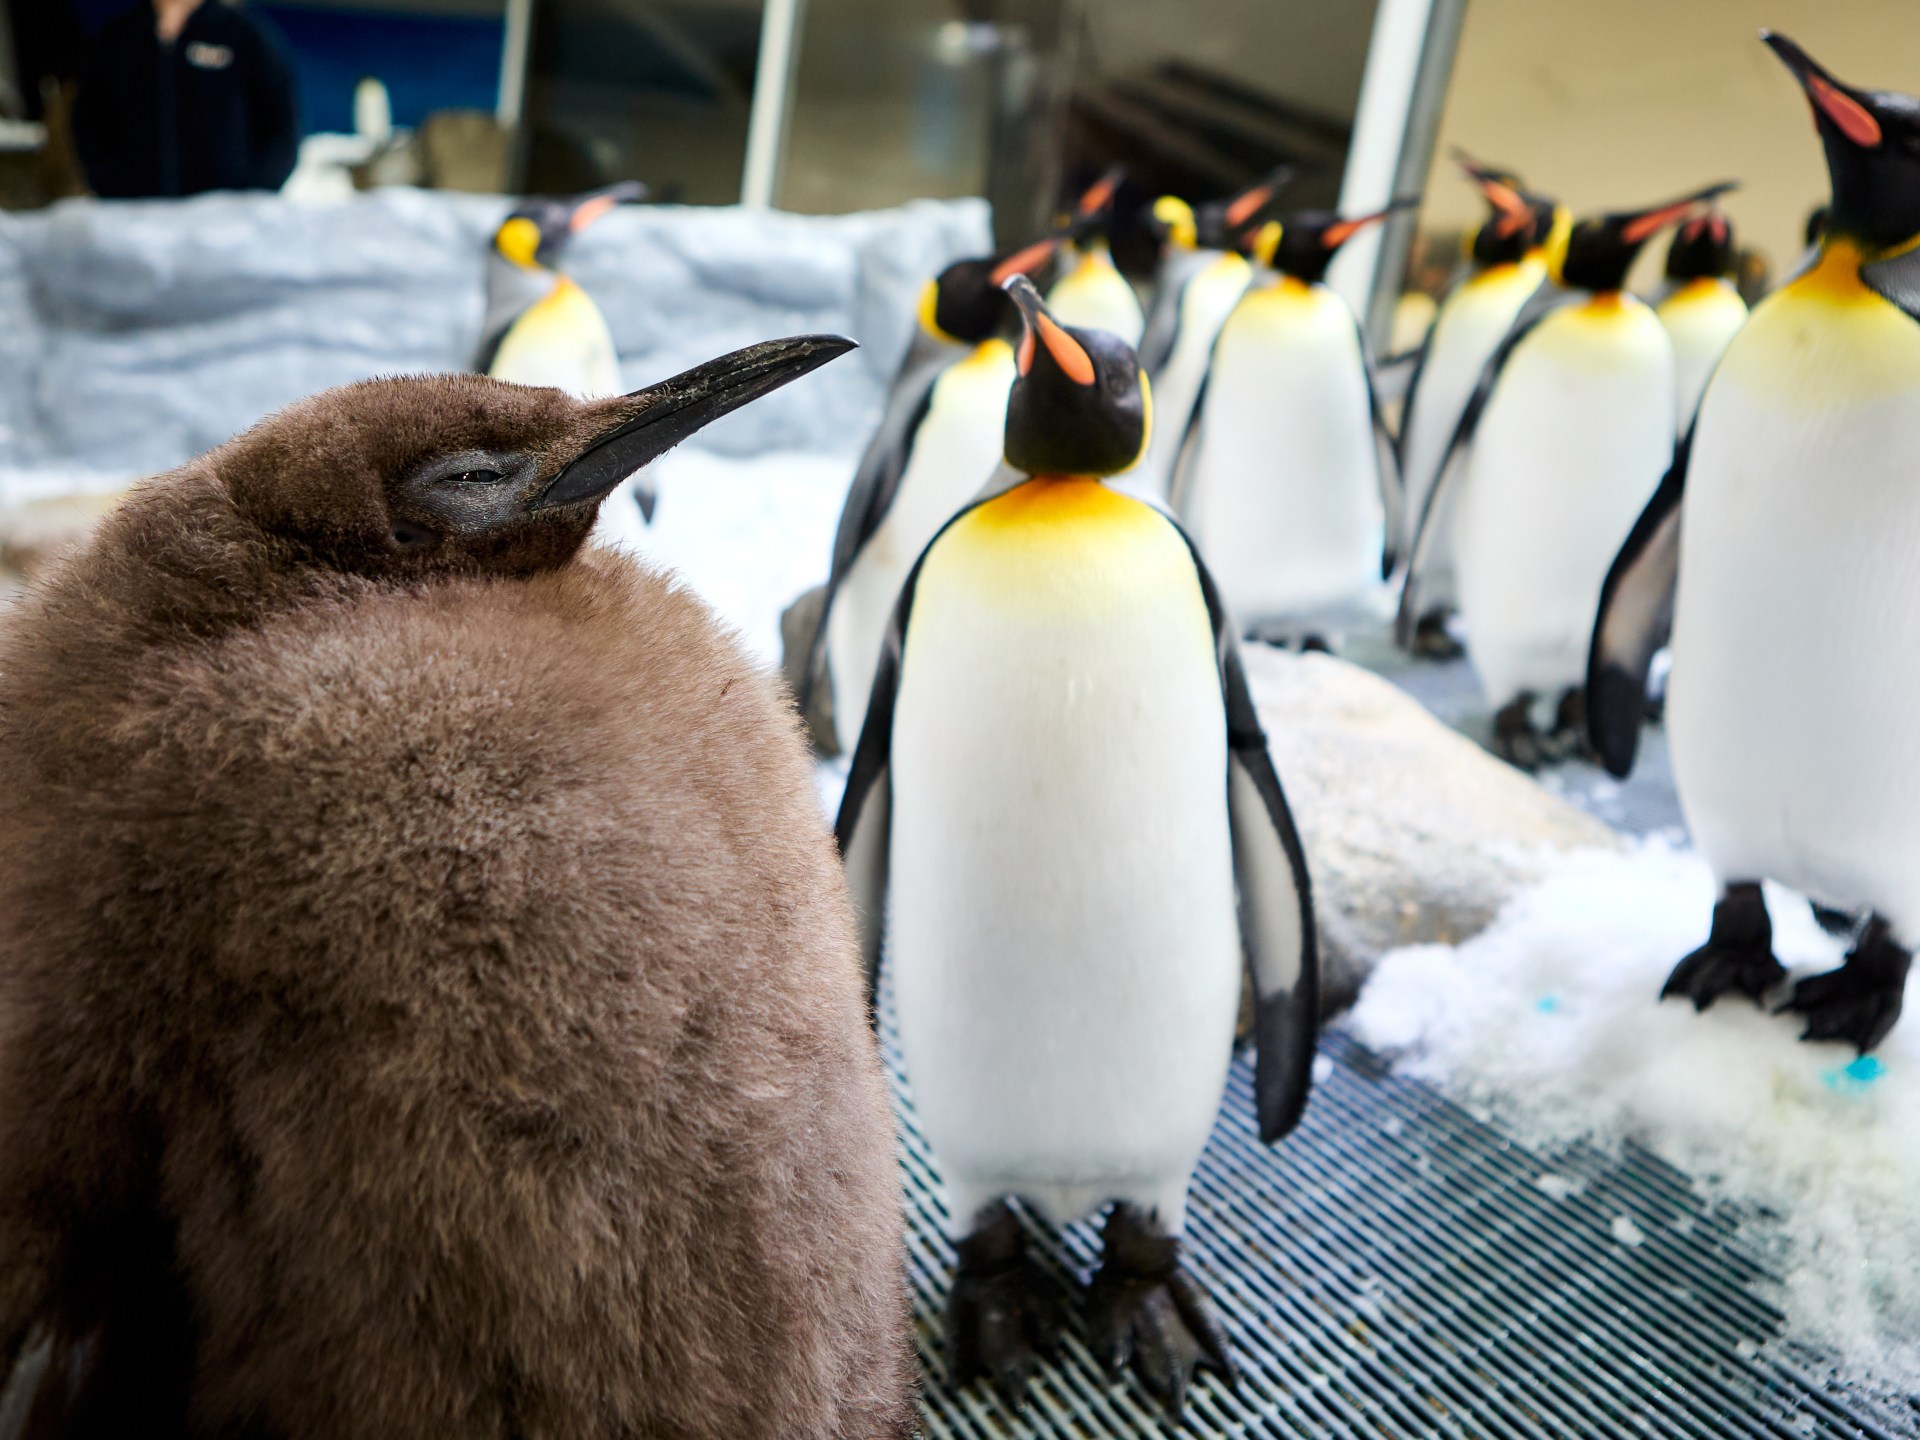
top-left (72, 2), bottom-right (504, 136)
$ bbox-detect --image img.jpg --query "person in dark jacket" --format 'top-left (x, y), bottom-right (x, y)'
top-left (73, 0), bottom-right (301, 198)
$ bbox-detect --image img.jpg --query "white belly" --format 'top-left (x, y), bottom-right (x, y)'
top-left (1668, 271), bottom-right (1920, 932)
top-left (1658, 279), bottom-right (1748, 434)
top-left (887, 482), bottom-right (1242, 1233)
top-left (826, 342), bottom-right (1013, 749)
top-left (1047, 245), bottom-right (1146, 347)
top-left (1136, 254), bottom-right (1251, 495)
top-left (1180, 279), bottom-right (1383, 626)
top-left (1400, 260), bottom-right (1547, 605)
top-left (1454, 299), bottom-right (1674, 707)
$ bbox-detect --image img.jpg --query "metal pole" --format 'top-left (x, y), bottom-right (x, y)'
top-left (1326, 0), bottom-right (1466, 349)
top-left (496, 0), bottom-right (533, 128)
top-left (741, 0), bottom-right (807, 209)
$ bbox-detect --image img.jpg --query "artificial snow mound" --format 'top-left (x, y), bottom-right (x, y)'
top-left (1349, 841), bottom-right (1920, 1392)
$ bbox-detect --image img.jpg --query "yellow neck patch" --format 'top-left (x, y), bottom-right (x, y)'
top-left (1787, 238), bottom-right (1883, 308)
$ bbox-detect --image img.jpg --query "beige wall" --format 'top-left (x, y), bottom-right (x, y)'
top-left (1418, 0), bottom-right (1920, 288)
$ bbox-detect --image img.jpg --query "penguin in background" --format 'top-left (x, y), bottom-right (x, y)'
top-left (1656, 207), bottom-right (1749, 431)
top-left (1169, 202), bottom-right (1413, 644)
top-left (802, 231), bottom-right (1067, 755)
top-left (1132, 165), bottom-right (1295, 497)
top-left (478, 181), bottom-right (653, 543)
top-left (1395, 153), bottom-right (1568, 659)
top-left (1046, 168), bottom-right (1147, 346)
top-left (0, 337), bottom-right (923, 1438)
top-left (1590, 34), bottom-right (1920, 1054)
top-left (1399, 180), bottom-right (1734, 769)
top-left (835, 275), bottom-right (1319, 1415)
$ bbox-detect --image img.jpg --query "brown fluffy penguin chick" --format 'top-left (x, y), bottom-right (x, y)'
top-left (0, 342), bottom-right (918, 1440)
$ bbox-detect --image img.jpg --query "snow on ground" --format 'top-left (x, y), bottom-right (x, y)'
top-left (614, 445), bottom-right (855, 669)
top-left (1349, 840), bottom-right (1920, 1392)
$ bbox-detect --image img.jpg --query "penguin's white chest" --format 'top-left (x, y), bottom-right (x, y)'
top-left (1047, 245), bottom-right (1146, 346)
top-left (1668, 261), bottom-right (1920, 930)
top-left (1657, 278), bottom-right (1748, 431)
top-left (887, 480), bottom-right (1241, 1230)
top-left (1180, 279), bottom-right (1383, 624)
top-left (487, 278), bottom-right (622, 399)
top-left (1454, 297), bottom-right (1674, 706)
top-left (827, 340), bottom-right (1014, 749)
top-left (1136, 253), bottom-right (1251, 494)
top-left (1400, 260), bottom-right (1546, 597)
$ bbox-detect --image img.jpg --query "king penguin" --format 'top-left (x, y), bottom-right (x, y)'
top-left (1046, 169), bottom-right (1147, 345)
top-left (1589, 34), bottom-right (1920, 1053)
top-left (803, 232), bottom-right (1065, 754)
top-left (1395, 153), bottom-right (1568, 658)
top-left (1655, 206), bottom-right (1749, 431)
top-left (1399, 181), bottom-right (1733, 768)
top-left (478, 182), bottom-right (653, 544)
top-left (0, 339), bottom-right (922, 1439)
top-left (834, 275), bottom-right (1319, 1414)
top-left (1131, 165), bottom-right (1294, 497)
top-left (1169, 203), bottom-right (1411, 642)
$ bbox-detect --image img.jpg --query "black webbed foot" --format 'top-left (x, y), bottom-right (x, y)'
top-left (1085, 1205), bottom-right (1234, 1417)
top-left (1663, 882), bottom-right (1784, 1010)
top-left (1410, 609), bottom-right (1464, 660)
top-left (1492, 692), bottom-right (1549, 771)
top-left (944, 1203), bottom-right (1061, 1412)
top-left (1782, 914), bottom-right (1910, 1052)
top-left (1548, 687), bottom-right (1596, 763)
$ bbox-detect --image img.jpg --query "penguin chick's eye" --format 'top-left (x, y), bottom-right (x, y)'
top-left (451, 469), bottom-right (505, 486)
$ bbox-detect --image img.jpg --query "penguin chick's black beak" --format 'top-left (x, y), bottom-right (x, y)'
top-left (532, 335), bottom-right (855, 510)
top-left (1764, 32), bottom-right (1885, 149)
top-left (567, 180), bottom-right (649, 234)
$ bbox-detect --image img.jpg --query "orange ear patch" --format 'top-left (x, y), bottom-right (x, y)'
top-left (1036, 313), bottom-right (1095, 384)
top-left (1810, 74), bottom-right (1883, 147)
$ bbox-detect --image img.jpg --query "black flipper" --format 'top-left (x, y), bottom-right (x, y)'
top-left (1165, 371), bottom-right (1210, 516)
top-left (798, 349), bottom-right (949, 726)
top-left (1862, 245), bottom-right (1920, 322)
top-left (833, 496), bottom-right (985, 1017)
top-left (1174, 523), bottom-right (1320, 1144)
top-left (1394, 285), bottom-right (1569, 646)
top-left (1350, 310), bottom-right (1403, 576)
top-left (1584, 425), bottom-right (1689, 778)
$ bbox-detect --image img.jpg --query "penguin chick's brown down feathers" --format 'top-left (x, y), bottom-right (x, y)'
top-left (0, 356), bottom-right (917, 1439)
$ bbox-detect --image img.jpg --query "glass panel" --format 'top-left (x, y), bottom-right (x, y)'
top-left (520, 0), bottom-right (758, 201)
top-left (781, 0), bottom-right (1380, 257)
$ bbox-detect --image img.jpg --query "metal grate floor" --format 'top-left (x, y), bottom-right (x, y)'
top-left (891, 1019), bottom-right (1920, 1437)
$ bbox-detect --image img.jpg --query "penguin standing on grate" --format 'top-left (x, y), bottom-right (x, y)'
top-left (1397, 180), bottom-right (1735, 768)
top-left (1590, 34), bottom-right (1920, 1053)
top-left (835, 275), bottom-right (1320, 1415)
top-left (0, 338), bottom-right (920, 1438)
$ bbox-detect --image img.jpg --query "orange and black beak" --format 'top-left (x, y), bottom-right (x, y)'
top-left (1000, 275), bottom-right (1147, 478)
top-left (1454, 150), bottom-right (1534, 239)
top-left (1762, 32), bottom-right (1920, 250)
top-left (566, 180), bottom-right (648, 234)
top-left (1559, 182), bottom-right (1739, 291)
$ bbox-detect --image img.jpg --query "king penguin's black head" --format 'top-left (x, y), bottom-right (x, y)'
top-left (492, 180), bottom-right (647, 271)
top-left (226, 336), bottom-right (852, 579)
top-left (1454, 151), bottom-right (1546, 267)
top-left (1664, 209), bottom-right (1738, 282)
top-left (1181, 164), bottom-right (1296, 252)
top-left (919, 233), bottom-right (1065, 347)
top-left (1557, 182), bottom-right (1738, 292)
top-left (999, 275), bottom-right (1147, 479)
top-left (1764, 33), bottom-right (1920, 253)
top-left (1258, 200), bottom-right (1417, 284)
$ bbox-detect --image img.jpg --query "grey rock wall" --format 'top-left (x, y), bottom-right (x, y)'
top-left (0, 189), bottom-right (990, 476)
